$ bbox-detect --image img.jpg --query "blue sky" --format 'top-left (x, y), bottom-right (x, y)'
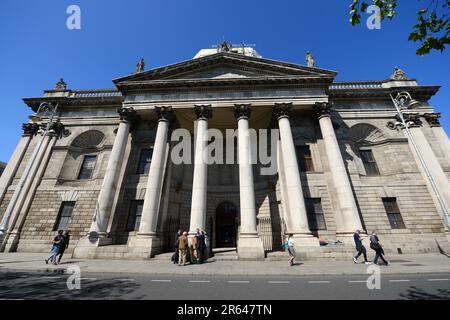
top-left (0, 0), bottom-right (448, 163)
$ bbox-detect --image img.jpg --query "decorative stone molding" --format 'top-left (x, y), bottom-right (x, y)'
top-left (194, 104), bottom-right (212, 120)
top-left (401, 113), bottom-right (422, 127)
top-left (423, 113), bottom-right (441, 127)
top-left (273, 102), bottom-right (293, 120)
top-left (55, 78), bottom-right (67, 90)
top-left (118, 107), bottom-right (137, 123)
top-left (155, 106), bottom-right (173, 122)
top-left (22, 123), bottom-right (40, 137)
top-left (313, 102), bottom-right (332, 119)
top-left (48, 121), bottom-right (71, 138)
top-left (234, 104), bottom-right (252, 120)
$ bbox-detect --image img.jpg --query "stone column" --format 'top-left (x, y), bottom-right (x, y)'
top-left (1, 121), bottom-right (66, 251)
top-left (234, 104), bottom-right (265, 259)
top-left (423, 113), bottom-right (450, 166)
top-left (314, 102), bottom-right (363, 235)
top-left (0, 123), bottom-right (39, 205)
top-left (274, 103), bottom-right (318, 247)
top-left (188, 105), bottom-right (212, 234)
top-left (89, 107), bottom-right (135, 238)
top-left (138, 107), bottom-right (172, 238)
top-left (401, 113), bottom-right (450, 230)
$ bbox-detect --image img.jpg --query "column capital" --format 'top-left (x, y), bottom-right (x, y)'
top-left (194, 104), bottom-right (212, 120)
top-left (234, 104), bottom-right (252, 120)
top-left (273, 102), bottom-right (293, 120)
top-left (423, 112), bottom-right (441, 127)
top-left (155, 106), bottom-right (173, 122)
top-left (400, 113), bottom-right (422, 128)
top-left (48, 121), bottom-right (71, 139)
top-left (118, 106), bottom-right (136, 123)
top-left (313, 102), bottom-right (332, 119)
top-left (22, 123), bottom-right (40, 137)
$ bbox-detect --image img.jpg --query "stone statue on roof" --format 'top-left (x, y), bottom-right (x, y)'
top-left (306, 51), bottom-right (315, 67)
top-left (135, 58), bottom-right (145, 73)
top-left (391, 66), bottom-right (408, 80)
top-left (55, 78), bottom-right (67, 90)
top-left (218, 41), bottom-right (232, 53)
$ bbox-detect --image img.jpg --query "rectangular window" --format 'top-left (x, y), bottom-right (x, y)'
top-left (127, 200), bottom-right (144, 231)
top-left (54, 202), bottom-right (75, 231)
top-left (360, 149), bottom-right (380, 176)
top-left (137, 148), bottom-right (153, 175)
top-left (305, 198), bottom-right (327, 231)
top-left (382, 197), bottom-right (406, 229)
top-left (296, 146), bottom-right (314, 172)
top-left (78, 155), bottom-right (97, 180)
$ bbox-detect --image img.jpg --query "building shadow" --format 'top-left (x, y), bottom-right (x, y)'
top-left (398, 286), bottom-right (450, 300)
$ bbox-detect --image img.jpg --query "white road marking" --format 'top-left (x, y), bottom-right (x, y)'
top-left (308, 281), bottom-right (331, 284)
top-left (389, 280), bottom-right (411, 283)
top-left (80, 278), bottom-right (97, 281)
top-left (427, 279), bottom-right (449, 282)
top-left (348, 280), bottom-right (368, 283)
top-left (42, 276), bottom-right (61, 279)
top-left (151, 279), bottom-right (172, 283)
top-left (189, 280), bottom-right (211, 283)
top-left (116, 279), bottom-right (135, 282)
top-left (268, 281), bottom-right (290, 284)
top-left (228, 281), bottom-right (250, 284)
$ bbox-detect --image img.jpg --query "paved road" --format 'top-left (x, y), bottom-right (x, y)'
top-left (0, 270), bottom-right (449, 300)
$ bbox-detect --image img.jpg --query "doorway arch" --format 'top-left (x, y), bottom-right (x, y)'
top-left (215, 201), bottom-right (238, 248)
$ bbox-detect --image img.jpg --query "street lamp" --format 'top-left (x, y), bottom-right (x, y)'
top-left (0, 102), bottom-right (58, 239)
top-left (390, 91), bottom-right (450, 230)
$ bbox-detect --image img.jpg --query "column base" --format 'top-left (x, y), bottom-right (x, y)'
top-left (127, 235), bottom-right (162, 259)
top-left (237, 235), bottom-right (265, 260)
top-left (291, 233), bottom-right (320, 251)
top-left (72, 234), bottom-right (113, 259)
top-left (0, 231), bottom-right (20, 253)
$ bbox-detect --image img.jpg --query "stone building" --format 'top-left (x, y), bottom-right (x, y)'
top-left (0, 162), bottom-right (6, 177)
top-left (0, 45), bottom-right (449, 260)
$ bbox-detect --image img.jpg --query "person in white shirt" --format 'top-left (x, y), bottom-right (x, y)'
top-left (287, 234), bottom-right (296, 266)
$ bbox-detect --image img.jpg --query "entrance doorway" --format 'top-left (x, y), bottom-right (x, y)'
top-left (215, 202), bottom-right (237, 248)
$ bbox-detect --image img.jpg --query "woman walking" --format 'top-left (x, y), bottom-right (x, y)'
top-left (45, 230), bottom-right (63, 265)
top-left (287, 234), bottom-right (296, 266)
top-left (56, 230), bottom-right (70, 264)
top-left (369, 231), bottom-right (389, 266)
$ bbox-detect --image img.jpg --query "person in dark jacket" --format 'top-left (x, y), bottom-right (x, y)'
top-left (352, 230), bottom-right (370, 265)
top-left (370, 231), bottom-right (388, 265)
top-left (56, 230), bottom-right (70, 264)
top-left (45, 230), bottom-right (63, 265)
top-left (172, 230), bottom-right (182, 264)
top-left (196, 230), bottom-right (207, 264)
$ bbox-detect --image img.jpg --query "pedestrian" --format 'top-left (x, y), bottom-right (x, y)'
top-left (197, 230), bottom-right (207, 264)
top-left (178, 231), bottom-right (189, 266)
top-left (172, 230), bottom-right (181, 264)
top-left (369, 231), bottom-right (389, 266)
top-left (352, 229), bottom-right (371, 265)
top-left (45, 230), bottom-right (63, 265)
top-left (190, 232), bottom-right (198, 263)
top-left (56, 230), bottom-right (70, 264)
top-left (287, 234), bottom-right (296, 266)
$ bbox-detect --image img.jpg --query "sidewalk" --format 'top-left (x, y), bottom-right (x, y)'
top-left (1, 252), bottom-right (450, 276)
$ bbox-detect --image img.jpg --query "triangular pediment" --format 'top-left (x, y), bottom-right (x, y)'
top-left (113, 52), bottom-right (337, 85)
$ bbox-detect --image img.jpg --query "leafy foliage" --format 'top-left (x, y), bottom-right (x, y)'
top-left (349, 0), bottom-right (449, 55)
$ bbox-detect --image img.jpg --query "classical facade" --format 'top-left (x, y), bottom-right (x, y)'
top-left (0, 162), bottom-right (5, 177)
top-left (1, 45), bottom-right (450, 260)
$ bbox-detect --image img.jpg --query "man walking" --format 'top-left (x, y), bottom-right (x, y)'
top-left (370, 231), bottom-right (389, 266)
top-left (173, 230), bottom-right (181, 264)
top-left (178, 231), bottom-right (188, 266)
top-left (196, 230), bottom-right (207, 264)
top-left (45, 230), bottom-right (63, 265)
top-left (352, 229), bottom-right (370, 265)
top-left (56, 230), bottom-right (70, 264)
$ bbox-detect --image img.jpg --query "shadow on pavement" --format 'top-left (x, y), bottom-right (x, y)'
top-left (0, 271), bottom-right (144, 300)
top-left (399, 286), bottom-right (450, 300)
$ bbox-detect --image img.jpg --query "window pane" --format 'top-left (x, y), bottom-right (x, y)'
top-left (360, 150), bottom-right (380, 176)
top-left (137, 149), bottom-right (153, 175)
top-left (296, 146), bottom-right (314, 172)
top-left (78, 156), bottom-right (96, 180)
top-left (127, 200), bottom-right (144, 231)
top-left (55, 202), bottom-right (75, 231)
top-left (383, 198), bottom-right (405, 229)
top-left (305, 198), bottom-right (326, 231)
